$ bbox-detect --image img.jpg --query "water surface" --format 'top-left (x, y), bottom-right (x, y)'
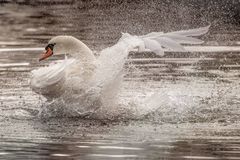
top-left (0, 1), bottom-right (240, 159)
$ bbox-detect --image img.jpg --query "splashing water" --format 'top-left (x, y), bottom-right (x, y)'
top-left (34, 34), bottom-right (153, 120)
top-left (28, 26), bottom-right (231, 121)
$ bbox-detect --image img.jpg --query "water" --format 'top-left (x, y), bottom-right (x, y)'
top-left (1, 1), bottom-right (240, 159)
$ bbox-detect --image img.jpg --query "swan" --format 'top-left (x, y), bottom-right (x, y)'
top-left (30, 26), bottom-right (210, 117)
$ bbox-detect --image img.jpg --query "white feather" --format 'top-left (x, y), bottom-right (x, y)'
top-left (141, 32), bottom-right (164, 38)
top-left (154, 36), bottom-right (186, 52)
top-left (162, 34), bottom-right (204, 44)
top-left (31, 58), bottom-right (75, 88)
top-left (139, 25), bottom-right (210, 53)
top-left (142, 38), bottom-right (164, 56)
top-left (168, 25), bottom-right (210, 37)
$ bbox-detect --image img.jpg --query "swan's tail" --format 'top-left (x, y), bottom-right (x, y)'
top-left (126, 25), bottom-right (210, 56)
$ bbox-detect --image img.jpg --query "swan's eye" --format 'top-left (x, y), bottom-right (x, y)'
top-left (45, 43), bottom-right (56, 51)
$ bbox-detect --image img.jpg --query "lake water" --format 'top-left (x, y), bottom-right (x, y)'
top-left (1, 1), bottom-right (240, 159)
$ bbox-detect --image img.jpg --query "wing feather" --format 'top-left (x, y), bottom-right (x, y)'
top-left (140, 25), bottom-right (210, 53)
top-left (162, 34), bottom-right (204, 44)
top-left (154, 37), bottom-right (186, 52)
top-left (168, 25), bottom-right (210, 37)
top-left (143, 38), bottom-right (164, 56)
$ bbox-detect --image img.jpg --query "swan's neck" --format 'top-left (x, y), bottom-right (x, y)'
top-left (66, 40), bottom-right (96, 81)
top-left (69, 40), bottom-right (96, 63)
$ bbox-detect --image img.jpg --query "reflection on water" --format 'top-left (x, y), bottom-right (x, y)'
top-left (0, 1), bottom-right (240, 160)
top-left (1, 120), bottom-right (240, 159)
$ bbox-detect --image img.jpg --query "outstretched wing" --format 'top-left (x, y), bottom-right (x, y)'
top-left (140, 25), bottom-right (210, 55)
top-left (90, 25), bottom-right (210, 90)
top-left (85, 25), bottom-right (210, 112)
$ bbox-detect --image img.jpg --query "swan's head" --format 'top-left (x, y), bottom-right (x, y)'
top-left (39, 36), bottom-right (93, 61)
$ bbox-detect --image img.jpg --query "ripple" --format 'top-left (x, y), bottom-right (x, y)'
top-left (97, 146), bottom-right (144, 150)
top-left (0, 41), bottom-right (29, 46)
top-left (76, 145), bottom-right (91, 148)
top-left (51, 153), bottom-right (70, 157)
top-left (226, 157), bottom-right (240, 160)
top-left (150, 144), bottom-right (175, 148)
top-left (0, 152), bottom-right (10, 155)
top-left (182, 156), bottom-right (218, 159)
top-left (0, 48), bottom-right (43, 52)
top-left (78, 141), bottom-right (113, 145)
top-left (88, 154), bottom-right (139, 158)
top-left (215, 150), bottom-right (240, 154)
top-left (185, 46), bottom-right (240, 52)
top-left (0, 63), bottom-right (29, 67)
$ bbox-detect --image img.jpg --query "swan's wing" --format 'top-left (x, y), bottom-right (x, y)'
top-left (88, 26), bottom-right (209, 94)
top-left (90, 39), bottom-right (133, 89)
top-left (30, 58), bottom-right (75, 89)
top-left (167, 25), bottom-right (210, 36)
top-left (140, 25), bottom-right (210, 53)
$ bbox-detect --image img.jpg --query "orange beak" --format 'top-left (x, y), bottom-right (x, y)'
top-left (39, 47), bottom-right (53, 61)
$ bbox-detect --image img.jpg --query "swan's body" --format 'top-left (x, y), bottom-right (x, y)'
top-left (30, 26), bottom-right (210, 117)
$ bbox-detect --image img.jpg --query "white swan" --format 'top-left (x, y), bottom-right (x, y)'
top-left (30, 26), bottom-right (210, 117)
